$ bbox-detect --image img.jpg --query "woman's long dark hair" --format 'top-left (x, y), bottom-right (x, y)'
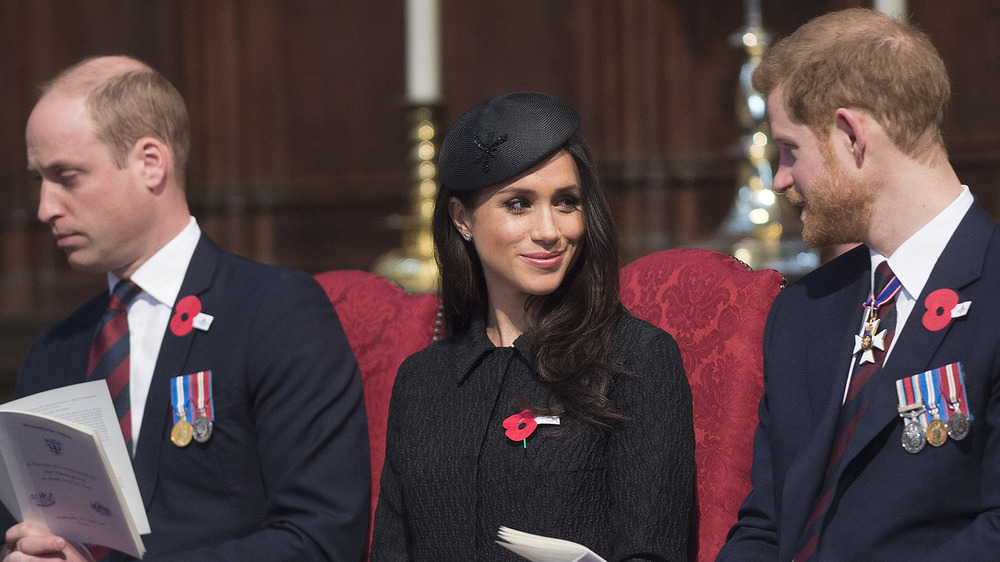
top-left (433, 132), bottom-right (626, 428)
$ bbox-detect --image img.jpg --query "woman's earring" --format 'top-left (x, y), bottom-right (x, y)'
top-left (462, 233), bottom-right (472, 242)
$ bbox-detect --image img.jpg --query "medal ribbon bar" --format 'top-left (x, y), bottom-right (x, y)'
top-left (863, 275), bottom-right (902, 310)
top-left (919, 369), bottom-right (943, 423)
top-left (896, 376), bottom-right (926, 454)
top-left (939, 362), bottom-right (973, 422)
top-left (189, 370), bottom-right (214, 421)
top-left (171, 375), bottom-right (194, 425)
top-left (909, 375), bottom-right (928, 429)
top-left (920, 369), bottom-right (948, 447)
top-left (939, 362), bottom-right (972, 440)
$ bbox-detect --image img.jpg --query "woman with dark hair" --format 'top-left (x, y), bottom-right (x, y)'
top-left (371, 92), bottom-right (694, 561)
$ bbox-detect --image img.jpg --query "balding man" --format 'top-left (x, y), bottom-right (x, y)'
top-left (2, 56), bottom-right (369, 561)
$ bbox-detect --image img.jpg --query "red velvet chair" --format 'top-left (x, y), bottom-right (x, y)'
top-left (313, 270), bottom-right (439, 558)
top-left (619, 248), bottom-right (783, 562)
top-left (315, 248), bottom-right (783, 561)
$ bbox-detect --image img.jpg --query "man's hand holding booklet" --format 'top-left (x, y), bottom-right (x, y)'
top-left (0, 380), bottom-right (148, 558)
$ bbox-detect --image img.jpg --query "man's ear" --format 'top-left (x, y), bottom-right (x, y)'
top-left (448, 197), bottom-right (473, 239)
top-left (834, 107), bottom-right (866, 169)
top-left (134, 136), bottom-right (170, 191)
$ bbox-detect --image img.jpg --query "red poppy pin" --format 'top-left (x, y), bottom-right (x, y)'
top-left (170, 295), bottom-right (202, 337)
top-left (922, 288), bottom-right (961, 332)
top-left (503, 409), bottom-right (538, 442)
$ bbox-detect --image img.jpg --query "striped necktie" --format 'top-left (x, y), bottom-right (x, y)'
top-left (87, 279), bottom-right (141, 455)
top-left (795, 261), bottom-right (898, 561)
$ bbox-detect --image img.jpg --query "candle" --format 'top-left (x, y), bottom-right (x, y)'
top-left (745, 0), bottom-right (761, 28)
top-left (406, 0), bottom-right (441, 104)
top-left (873, 0), bottom-right (907, 20)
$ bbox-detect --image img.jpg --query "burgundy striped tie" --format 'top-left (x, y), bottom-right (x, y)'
top-left (795, 262), bottom-right (898, 561)
top-left (87, 279), bottom-right (141, 455)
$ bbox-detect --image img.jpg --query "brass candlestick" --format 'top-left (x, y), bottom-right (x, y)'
top-left (712, 0), bottom-right (819, 278)
top-left (373, 105), bottom-right (441, 293)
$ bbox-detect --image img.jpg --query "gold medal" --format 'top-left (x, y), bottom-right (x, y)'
top-left (926, 417), bottom-right (948, 447)
top-left (171, 418), bottom-right (194, 447)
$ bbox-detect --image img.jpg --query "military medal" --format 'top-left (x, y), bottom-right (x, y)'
top-left (192, 415), bottom-right (211, 443)
top-left (170, 376), bottom-right (193, 447)
top-left (922, 369), bottom-right (947, 447)
top-left (947, 408), bottom-right (970, 440)
top-left (853, 314), bottom-right (885, 366)
top-left (191, 370), bottom-right (214, 443)
top-left (940, 362), bottom-right (972, 440)
top-left (900, 412), bottom-right (927, 454)
top-left (897, 363), bottom-right (974, 453)
top-left (171, 417), bottom-right (193, 447)
top-left (896, 376), bottom-right (926, 454)
top-left (854, 274), bottom-right (902, 365)
top-left (925, 416), bottom-right (947, 447)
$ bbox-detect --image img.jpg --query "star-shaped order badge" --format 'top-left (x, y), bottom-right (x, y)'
top-left (853, 317), bottom-right (887, 366)
top-left (853, 273), bottom-right (903, 366)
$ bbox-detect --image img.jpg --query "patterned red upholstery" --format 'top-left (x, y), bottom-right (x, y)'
top-left (315, 248), bottom-right (782, 561)
top-left (313, 270), bottom-right (439, 556)
top-left (620, 248), bottom-right (783, 562)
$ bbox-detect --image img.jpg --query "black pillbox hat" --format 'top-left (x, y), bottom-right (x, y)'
top-left (438, 91), bottom-right (580, 192)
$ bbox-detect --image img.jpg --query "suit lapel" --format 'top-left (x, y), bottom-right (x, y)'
top-left (133, 234), bottom-right (221, 508)
top-left (780, 249), bottom-right (870, 546)
top-left (837, 202), bottom-right (993, 482)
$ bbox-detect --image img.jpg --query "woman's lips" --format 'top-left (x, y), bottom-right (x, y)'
top-left (521, 251), bottom-right (563, 268)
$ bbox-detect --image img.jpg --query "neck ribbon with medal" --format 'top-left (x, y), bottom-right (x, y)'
top-left (853, 275), bottom-right (902, 365)
top-left (896, 362), bottom-right (972, 454)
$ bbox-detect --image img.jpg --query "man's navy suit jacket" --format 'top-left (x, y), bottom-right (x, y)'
top-left (720, 201), bottom-right (1000, 560)
top-left (2, 234), bottom-right (370, 561)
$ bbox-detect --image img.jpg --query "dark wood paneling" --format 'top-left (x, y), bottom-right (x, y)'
top-left (919, 0), bottom-right (1000, 217)
top-left (0, 0), bottom-right (998, 390)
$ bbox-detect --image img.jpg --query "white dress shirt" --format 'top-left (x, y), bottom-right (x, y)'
top-left (842, 186), bottom-right (973, 403)
top-left (107, 216), bottom-right (201, 453)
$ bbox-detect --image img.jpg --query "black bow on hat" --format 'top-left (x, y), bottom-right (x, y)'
top-left (438, 91), bottom-right (580, 192)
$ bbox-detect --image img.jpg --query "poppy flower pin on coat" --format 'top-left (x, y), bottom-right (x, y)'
top-left (502, 409), bottom-right (561, 448)
top-left (921, 288), bottom-right (970, 332)
top-left (170, 295), bottom-right (215, 336)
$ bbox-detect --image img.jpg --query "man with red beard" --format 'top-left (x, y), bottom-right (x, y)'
top-left (719, 8), bottom-right (1000, 561)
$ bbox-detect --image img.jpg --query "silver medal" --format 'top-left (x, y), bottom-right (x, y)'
top-left (901, 419), bottom-right (926, 454)
top-left (193, 412), bottom-right (213, 443)
top-left (947, 410), bottom-right (970, 441)
top-left (942, 364), bottom-right (971, 442)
